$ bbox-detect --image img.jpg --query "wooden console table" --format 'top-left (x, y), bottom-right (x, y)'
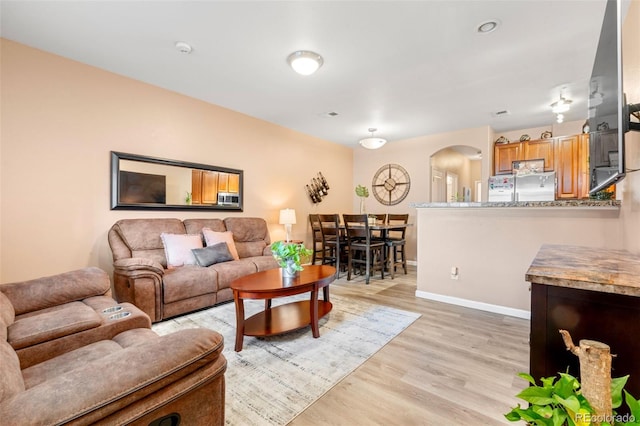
top-left (526, 244), bottom-right (640, 396)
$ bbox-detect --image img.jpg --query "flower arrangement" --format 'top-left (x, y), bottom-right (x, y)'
top-left (355, 184), bottom-right (369, 214)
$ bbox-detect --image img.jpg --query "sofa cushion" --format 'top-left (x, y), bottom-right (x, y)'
top-left (202, 229), bottom-right (240, 260)
top-left (223, 217), bottom-right (271, 258)
top-left (8, 302), bottom-right (102, 350)
top-left (113, 218), bottom-right (186, 268)
top-left (210, 259), bottom-right (258, 290)
top-left (183, 218), bottom-right (226, 236)
top-left (192, 243), bottom-right (234, 267)
top-left (161, 233), bottom-right (203, 268)
top-left (162, 266), bottom-right (219, 304)
top-left (0, 340), bottom-right (25, 401)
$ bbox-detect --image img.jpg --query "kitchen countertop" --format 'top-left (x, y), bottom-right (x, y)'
top-left (525, 244), bottom-right (640, 298)
top-left (411, 200), bottom-right (620, 209)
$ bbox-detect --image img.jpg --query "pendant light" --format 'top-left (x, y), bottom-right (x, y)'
top-left (359, 128), bottom-right (387, 150)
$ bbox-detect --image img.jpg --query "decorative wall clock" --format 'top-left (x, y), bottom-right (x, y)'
top-left (371, 163), bottom-right (411, 206)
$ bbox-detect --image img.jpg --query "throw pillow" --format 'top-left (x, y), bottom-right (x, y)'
top-left (202, 228), bottom-right (240, 260)
top-left (191, 242), bottom-right (235, 267)
top-left (160, 233), bottom-right (203, 269)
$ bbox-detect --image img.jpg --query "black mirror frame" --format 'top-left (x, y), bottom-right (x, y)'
top-left (110, 151), bottom-right (243, 211)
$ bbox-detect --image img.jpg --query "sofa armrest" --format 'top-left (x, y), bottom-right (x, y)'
top-left (112, 260), bottom-right (164, 322)
top-left (0, 267), bottom-right (111, 316)
top-left (0, 328), bottom-right (226, 425)
top-left (113, 258), bottom-right (164, 275)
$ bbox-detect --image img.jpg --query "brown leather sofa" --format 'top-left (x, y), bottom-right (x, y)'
top-left (108, 217), bottom-right (279, 322)
top-left (0, 267), bottom-right (226, 425)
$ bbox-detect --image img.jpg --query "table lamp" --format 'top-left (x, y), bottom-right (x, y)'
top-left (279, 209), bottom-right (297, 242)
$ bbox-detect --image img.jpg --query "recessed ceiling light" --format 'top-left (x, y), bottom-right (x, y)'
top-left (287, 50), bottom-right (323, 75)
top-left (477, 20), bottom-right (499, 34)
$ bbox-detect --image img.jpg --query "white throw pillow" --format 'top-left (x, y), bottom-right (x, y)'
top-left (202, 229), bottom-right (240, 260)
top-left (160, 233), bottom-right (203, 268)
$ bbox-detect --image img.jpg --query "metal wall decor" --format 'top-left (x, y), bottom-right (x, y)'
top-left (371, 163), bottom-right (411, 206)
top-left (305, 172), bottom-right (330, 204)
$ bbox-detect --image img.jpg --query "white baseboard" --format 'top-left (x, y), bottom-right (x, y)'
top-left (415, 290), bottom-right (531, 320)
top-left (407, 260), bottom-right (417, 266)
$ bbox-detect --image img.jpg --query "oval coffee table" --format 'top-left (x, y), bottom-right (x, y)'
top-left (231, 265), bottom-right (336, 351)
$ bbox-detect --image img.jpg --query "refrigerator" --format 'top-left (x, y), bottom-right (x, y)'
top-left (515, 171), bottom-right (556, 201)
top-left (488, 175), bottom-right (515, 202)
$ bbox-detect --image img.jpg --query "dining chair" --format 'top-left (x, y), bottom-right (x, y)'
top-left (342, 214), bottom-right (385, 284)
top-left (309, 214), bottom-right (329, 265)
top-left (317, 214), bottom-right (346, 277)
top-left (385, 213), bottom-right (409, 278)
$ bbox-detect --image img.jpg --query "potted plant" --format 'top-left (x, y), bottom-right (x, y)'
top-left (270, 241), bottom-right (313, 277)
top-left (355, 184), bottom-right (369, 214)
top-left (505, 372), bottom-right (640, 426)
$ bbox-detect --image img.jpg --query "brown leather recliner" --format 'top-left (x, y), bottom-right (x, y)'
top-left (0, 268), bottom-right (226, 425)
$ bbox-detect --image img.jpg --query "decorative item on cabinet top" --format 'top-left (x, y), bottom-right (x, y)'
top-left (519, 134), bottom-right (531, 141)
top-left (495, 136), bottom-right (509, 144)
top-left (540, 131), bottom-right (553, 139)
top-left (306, 172), bottom-right (330, 204)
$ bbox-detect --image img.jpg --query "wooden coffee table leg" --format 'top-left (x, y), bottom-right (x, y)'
top-left (310, 288), bottom-right (320, 338)
top-left (234, 292), bottom-right (245, 352)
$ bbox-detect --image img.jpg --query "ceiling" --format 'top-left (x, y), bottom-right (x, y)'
top-left (0, 1), bottom-right (609, 148)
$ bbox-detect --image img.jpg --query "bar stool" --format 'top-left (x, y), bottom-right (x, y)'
top-left (309, 214), bottom-right (329, 265)
top-left (385, 213), bottom-right (409, 278)
top-left (317, 214), bottom-right (345, 277)
top-left (342, 214), bottom-right (385, 284)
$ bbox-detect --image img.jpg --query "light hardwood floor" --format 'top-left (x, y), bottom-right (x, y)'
top-left (289, 265), bottom-right (530, 425)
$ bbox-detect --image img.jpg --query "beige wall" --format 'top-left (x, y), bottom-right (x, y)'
top-left (412, 0), bottom-right (640, 315)
top-left (0, 39), bottom-right (354, 282)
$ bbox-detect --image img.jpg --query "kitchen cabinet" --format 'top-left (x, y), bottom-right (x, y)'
top-left (218, 172), bottom-right (240, 193)
top-left (523, 139), bottom-right (554, 171)
top-left (590, 129), bottom-right (618, 168)
top-left (192, 170), bottom-right (219, 204)
top-left (494, 142), bottom-right (522, 175)
top-left (555, 135), bottom-right (581, 199)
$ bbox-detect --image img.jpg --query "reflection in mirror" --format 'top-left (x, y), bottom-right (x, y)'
top-left (111, 151), bottom-right (243, 211)
top-left (430, 146), bottom-right (482, 202)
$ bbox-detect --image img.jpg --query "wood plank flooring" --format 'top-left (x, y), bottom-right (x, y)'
top-left (289, 265), bottom-right (530, 425)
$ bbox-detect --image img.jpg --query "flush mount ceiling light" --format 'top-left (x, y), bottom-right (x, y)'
top-left (175, 41), bottom-right (193, 54)
top-left (359, 128), bottom-right (387, 150)
top-left (287, 50), bottom-right (323, 75)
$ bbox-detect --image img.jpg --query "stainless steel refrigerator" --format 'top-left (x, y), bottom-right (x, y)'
top-left (515, 171), bottom-right (556, 201)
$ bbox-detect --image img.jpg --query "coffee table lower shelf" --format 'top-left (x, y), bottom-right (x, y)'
top-left (243, 300), bottom-right (333, 336)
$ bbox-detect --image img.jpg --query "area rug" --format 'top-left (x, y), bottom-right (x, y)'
top-left (152, 293), bottom-right (420, 425)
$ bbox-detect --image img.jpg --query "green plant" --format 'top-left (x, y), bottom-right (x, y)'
top-left (270, 241), bottom-right (312, 272)
top-left (355, 184), bottom-right (369, 198)
top-left (185, 191), bottom-right (192, 204)
top-left (505, 372), bottom-right (640, 426)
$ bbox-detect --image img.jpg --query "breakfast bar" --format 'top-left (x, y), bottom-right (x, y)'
top-left (526, 244), bottom-right (640, 397)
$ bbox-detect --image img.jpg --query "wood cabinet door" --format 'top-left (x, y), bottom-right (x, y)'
top-left (202, 171), bottom-right (219, 204)
top-left (578, 134), bottom-right (590, 199)
top-left (218, 172), bottom-right (229, 192)
top-left (191, 170), bottom-right (203, 204)
top-left (228, 173), bottom-right (240, 193)
top-left (524, 139), bottom-right (554, 171)
top-left (494, 142), bottom-right (522, 175)
top-left (555, 135), bottom-right (580, 199)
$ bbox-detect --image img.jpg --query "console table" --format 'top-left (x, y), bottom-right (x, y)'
top-left (526, 244), bottom-right (640, 396)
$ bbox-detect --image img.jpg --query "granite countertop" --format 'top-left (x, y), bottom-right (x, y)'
top-left (411, 200), bottom-right (620, 209)
top-left (525, 244), bottom-right (640, 297)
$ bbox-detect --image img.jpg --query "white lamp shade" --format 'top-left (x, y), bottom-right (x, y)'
top-left (359, 137), bottom-right (387, 150)
top-left (279, 209), bottom-right (297, 225)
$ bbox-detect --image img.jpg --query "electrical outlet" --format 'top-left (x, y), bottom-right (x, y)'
top-left (450, 266), bottom-right (459, 280)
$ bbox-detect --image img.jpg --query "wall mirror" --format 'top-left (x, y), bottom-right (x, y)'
top-left (111, 151), bottom-right (243, 211)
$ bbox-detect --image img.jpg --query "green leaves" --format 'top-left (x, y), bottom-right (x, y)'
top-left (505, 373), bottom-right (593, 426)
top-left (270, 241), bottom-right (313, 271)
top-left (355, 184), bottom-right (369, 198)
top-left (506, 372), bottom-right (640, 426)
